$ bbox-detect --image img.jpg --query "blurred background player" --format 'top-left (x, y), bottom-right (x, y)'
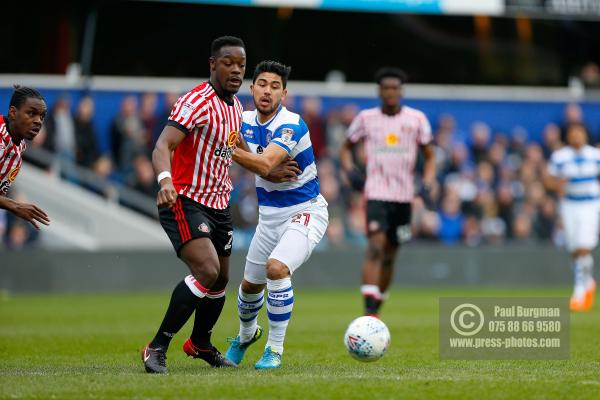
top-left (340, 68), bottom-right (436, 317)
top-left (224, 61), bottom-right (329, 369)
top-left (547, 123), bottom-right (599, 312)
top-left (142, 36), bottom-right (245, 373)
top-left (0, 86), bottom-right (50, 230)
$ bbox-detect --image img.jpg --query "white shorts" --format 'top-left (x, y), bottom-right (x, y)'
top-left (560, 200), bottom-right (600, 252)
top-left (244, 194), bottom-right (329, 284)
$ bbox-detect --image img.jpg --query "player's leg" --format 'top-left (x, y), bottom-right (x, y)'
top-left (143, 197), bottom-right (228, 373)
top-left (570, 202), bottom-right (599, 311)
top-left (562, 201), bottom-right (595, 311)
top-left (257, 204), bottom-right (328, 369)
top-left (224, 222), bottom-right (276, 364)
top-left (377, 202), bottom-right (411, 310)
top-left (143, 237), bottom-right (219, 373)
top-left (190, 255), bottom-right (229, 348)
top-left (361, 232), bottom-right (386, 316)
top-left (183, 206), bottom-right (237, 367)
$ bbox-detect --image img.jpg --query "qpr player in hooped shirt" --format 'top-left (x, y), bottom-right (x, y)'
top-left (224, 60), bottom-right (329, 370)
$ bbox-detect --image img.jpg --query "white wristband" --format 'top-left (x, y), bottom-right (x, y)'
top-left (157, 171), bottom-right (172, 184)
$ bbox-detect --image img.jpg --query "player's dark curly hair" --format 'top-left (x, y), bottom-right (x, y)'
top-left (375, 67), bottom-right (407, 85)
top-left (9, 85), bottom-right (44, 110)
top-left (253, 60), bottom-right (292, 89)
top-left (211, 36), bottom-right (245, 57)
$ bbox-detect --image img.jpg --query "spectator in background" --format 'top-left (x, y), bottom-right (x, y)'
top-left (470, 122), bottom-right (491, 164)
top-left (542, 123), bottom-right (563, 158)
top-left (580, 62), bottom-right (600, 88)
top-left (562, 103), bottom-right (585, 136)
top-left (44, 95), bottom-right (76, 162)
top-left (326, 104), bottom-right (358, 160)
top-left (140, 92), bottom-right (159, 149)
top-left (301, 97), bottom-right (326, 159)
top-left (437, 191), bottom-right (463, 244)
top-left (111, 95), bottom-right (146, 171)
top-left (128, 153), bottom-right (159, 197)
top-left (73, 96), bottom-right (100, 168)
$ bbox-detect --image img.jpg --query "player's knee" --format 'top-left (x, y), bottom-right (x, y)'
top-left (366, 243), bottom-right (384, 261)
top-left (266, 259), bottom-right (290, 280)
top-left (187, 261), bottom-right (219, 287)
top-left (241, 279), bottom-right (265, 294)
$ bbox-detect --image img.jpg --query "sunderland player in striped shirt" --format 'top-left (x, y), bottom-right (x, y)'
top-left (142, 36), bottom-right (245, 373)
top-left (222, 61), bottom-right (329, 369)
top-left (340, 67), bottom-right (435, 317)
top-left (547, 123), bottom-right (599, 312)
top-left (0, 86), bottom-right (50, 229)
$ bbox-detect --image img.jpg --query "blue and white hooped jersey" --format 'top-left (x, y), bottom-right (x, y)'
top-left (548, 145), bottom-right (600, 201)
top-left (241, 106), bottom-right (320, 208)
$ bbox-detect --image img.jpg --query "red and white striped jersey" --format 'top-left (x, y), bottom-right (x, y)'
top-left (0, 115), bottom-right (26, 195)
top-left (167, 82), bottom-right (243, 210)
top-left (347, 106), bottom-right (432, 203)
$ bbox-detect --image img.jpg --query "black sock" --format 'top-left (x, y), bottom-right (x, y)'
top-left (190, 295), bottom-right (226, 348)
top-left (150, 280), bottom-right (201, 350)
top-left (364, 295), bottom-right (382, 315)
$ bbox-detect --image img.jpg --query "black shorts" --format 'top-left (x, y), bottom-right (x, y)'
top-left (159, 195), bottom-right (233, 257)
top-left (366, 200), bottom-right (412, 246)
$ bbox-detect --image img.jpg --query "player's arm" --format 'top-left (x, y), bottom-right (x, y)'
top-left (420, 143), bottom-right (436, 187)
top-left (339, 138), bottom-right (356, 173)
top-left (152, 125), bottom-right (187, 208)
top-left (0, 195), bottom-right (50, 230)
top-left (544, 157), bottom-right (567, 197)
top-left (233, 143), bottom-right (289, 177)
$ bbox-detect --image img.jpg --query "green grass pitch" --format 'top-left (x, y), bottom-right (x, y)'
top-left (1, 287), bottom-right (600, 399)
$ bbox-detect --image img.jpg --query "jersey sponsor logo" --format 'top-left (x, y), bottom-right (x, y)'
top-left (214, 146), bottom-right (234, 159)
top-left (227, 131), bottom-right (238, 147)
top-left (385, 133), bottom-right (399, 146)
top-left (280, 128), bottom-right (294, 145)
top-left (179, 102), bottom-right (195, 119)
top-left (0, 180), bottom-right (9, 194)
top-left (8, 166), bottom-right (20, 183)
top-left (256, 145), bottom-right (264, 154)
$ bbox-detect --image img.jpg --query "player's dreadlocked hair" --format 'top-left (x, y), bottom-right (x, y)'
top-left (9, 85), bottom-right (44, 110)
top-left (374, 67), bottom-right (407, 85)
top-left (253, 60), bottom-right (292, 89)
top-left (211, 36), bottom-right (245, 57)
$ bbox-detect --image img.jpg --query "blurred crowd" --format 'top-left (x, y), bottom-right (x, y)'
top-left (3, 90), bottom-right (597, 249)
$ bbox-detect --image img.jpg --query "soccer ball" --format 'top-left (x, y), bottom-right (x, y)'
top-left (343, 316), bottom-right (391, 362)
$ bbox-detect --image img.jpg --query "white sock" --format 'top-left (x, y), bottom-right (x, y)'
top-left (266, 277), bottom-right (293, 354)
top-left (580, 254), bottom-right (594, 286)
top-left (573, 257), bottom-right (588, 298)
top-left (360, 284), bottom-right (382, 300)
top-left (237, 286), bottom-right (264, 343)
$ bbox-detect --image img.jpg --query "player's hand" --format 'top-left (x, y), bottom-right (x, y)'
top-left (157, 179), bottom-right (178, 208)
top-left (556, 178), bottom-right (568, 198)
top-left (262, 159), bottom-right (301, 183)
top-left (419, 183), bottom-right (436, 210)
top-left (347, 166), bottom-right (366, 192)
top-left (11, 202), bottom-right (50, 230)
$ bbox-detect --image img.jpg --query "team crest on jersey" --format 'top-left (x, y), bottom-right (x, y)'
top-left (179, 102), bottom-right (195, 119)
top-left (280, 128), bottom-right (294, 145)
top-left (199, 223), bottom-right (210, 233)
top-left (227, 131), bottom-right (238, 147)
top-left (8, 167), bottom-right (20, 183)
top-left (385, 133), bottom-right (399, 146)
top-left (266, 131), bottom-right (273, 144)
